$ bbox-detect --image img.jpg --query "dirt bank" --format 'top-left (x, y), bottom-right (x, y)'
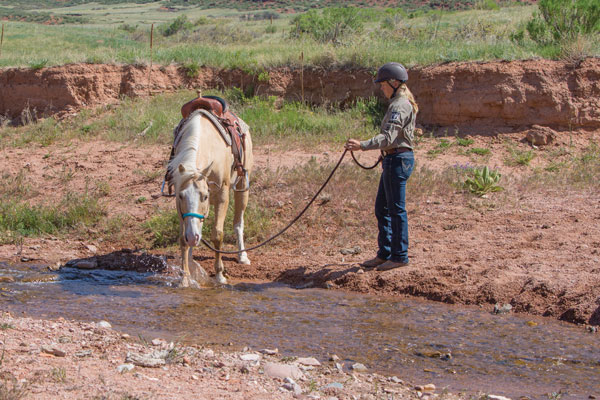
top-left (1, 58), bottom-right (599, 131)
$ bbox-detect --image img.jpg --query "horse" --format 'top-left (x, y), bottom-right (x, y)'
top-left (166, 112), bottom-right (253, 288)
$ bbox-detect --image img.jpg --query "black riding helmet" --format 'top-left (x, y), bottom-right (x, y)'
top-left (374, 62), bottom-right (408, 83)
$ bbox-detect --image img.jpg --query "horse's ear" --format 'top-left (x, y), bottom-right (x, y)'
top-left (199, 161), bottom-right (213, 178)
top-left (178, 164), bottom-right (186, 173)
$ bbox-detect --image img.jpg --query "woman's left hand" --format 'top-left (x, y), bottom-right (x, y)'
top-left (345, 139), bottom-right (362, 151)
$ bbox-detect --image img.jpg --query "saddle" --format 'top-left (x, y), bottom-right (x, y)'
top-left (162, 95), bottom-right (249, 196)
top-left (180, 95), bottom-right (246, 179)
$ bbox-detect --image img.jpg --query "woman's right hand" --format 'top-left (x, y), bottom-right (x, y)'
top-left (345, 139), bottom-right (362, 151)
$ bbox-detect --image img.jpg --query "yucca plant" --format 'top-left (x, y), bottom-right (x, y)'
top-left (464, 166), bottom-right (503, 196)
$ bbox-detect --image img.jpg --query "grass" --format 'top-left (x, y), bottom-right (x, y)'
top-left (0, 4), bottom-right (597, 69)
top-left (0, 89), bottom-right (382, 148)
top-left (505, 147), bottom-right (535, 166)
top-left (0, 173), bottom-right (105, 243)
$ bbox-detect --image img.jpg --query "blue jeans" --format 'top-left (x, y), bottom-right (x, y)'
top-left (375, 152), bottom-right (414, 263)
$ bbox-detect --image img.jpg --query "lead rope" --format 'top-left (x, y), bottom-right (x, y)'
top-left (202, 148), bottom-right (378, 254)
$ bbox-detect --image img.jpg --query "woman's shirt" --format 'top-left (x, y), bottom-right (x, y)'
top-left (359, 94), bottom-right (416, 151)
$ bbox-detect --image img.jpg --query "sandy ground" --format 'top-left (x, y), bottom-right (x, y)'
top-left (0, 127), bottom-right (599, 398)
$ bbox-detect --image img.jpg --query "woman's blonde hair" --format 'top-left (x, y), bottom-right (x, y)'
top-left (396, 82), bottom-right (419, 114)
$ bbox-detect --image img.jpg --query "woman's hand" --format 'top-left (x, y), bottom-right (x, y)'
top-left (345, 139), bottom-right (362, 151)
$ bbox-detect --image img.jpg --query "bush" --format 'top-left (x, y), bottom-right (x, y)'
top-left (291, 7), bottom-right (365, 43)
top-left (161, 15), bottom-right (192, 37)
top-left (526, 0), bottom-right (600, 44)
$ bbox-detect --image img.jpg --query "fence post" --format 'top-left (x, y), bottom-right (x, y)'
top-left (0, 24), bottom-right (5, 58)
top-left (300, 50), bottom-right (304, 104)
top-left (148, 23), bottom-right (154, 96)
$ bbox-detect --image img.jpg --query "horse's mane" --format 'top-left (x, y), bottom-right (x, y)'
top-left (166, 115), bottom-right (203, 189)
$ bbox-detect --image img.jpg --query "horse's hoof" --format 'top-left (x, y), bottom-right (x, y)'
top-left (215, 274), bottom-right (228, 285)
top-left (179, 276), bottom-right (200, 289)
top-left (238, 256), bottom-right (251, 265)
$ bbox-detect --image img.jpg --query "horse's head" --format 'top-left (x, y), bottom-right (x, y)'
top-left (175, 163), bottom-right (211, 247)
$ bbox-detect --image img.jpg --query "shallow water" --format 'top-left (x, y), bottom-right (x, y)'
top-left (1, 262), bottom-right (598, 399)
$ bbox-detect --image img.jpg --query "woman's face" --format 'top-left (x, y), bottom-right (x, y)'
top-left (379, 81), bottom-right (395, 99)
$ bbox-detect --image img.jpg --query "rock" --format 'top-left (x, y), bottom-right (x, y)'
top-left (67, 258), bottom-right (98, 269)
top-left (97, 320), bottom-right (112, 329)
top-left (389, 376), bottom-right (403, 384)
top-left (0, 276), bottom-right (15, 283)
top-left (126, 351), bottom-right (166, 368)
top-left (117, 363), bottom-right (135, 373)
top-left (74, 350), bottom-right (92, 358)
top-left (526, 125), bottom-right (555, 146)
top-left (329, 354), bottom-right (340, 362)
top-left (240, 353), bottom-right (260, 362)
top-left (323, 382), bottom-right (344, 390)
top-left (191, 374), bottom-right (199, 380)
top-left (297, 357), bottom-right (321, 366)
top-left (351, 363), bottom-right (367, 372)
top-left (86, 244), bottom-right (98, 253)
top-left (48, 262), bottom-right (62, 271)
top-left (423, 383), bottom-right (436, 392)
top-left (41, 345), bottom-right (66, 357)
top-left (121, 333), bottom-right (130, 339)
top-left (335, 362), bottom-right (343, 372)
top-left (340, 246), bottom-right (361, 255)
top-left (151, 338), bottom-right (166, 346)
top-left (263, 362), bottom-right (304, 380)
top-left (488, 396), bottom-right (512, 400)
top-left (283, 377), bottom-right (302, 395)
top-left (493, 303), bottom-right (513, 314)
top-left (260, 348), bottom-right (278, 355)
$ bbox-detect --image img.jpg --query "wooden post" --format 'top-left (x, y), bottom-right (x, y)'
top-left (300, 50), bottom-right (304, 104)
top-left (148, 23), bottom-right (154, 96)
top-left (0, 24), bottom-right (4, 58)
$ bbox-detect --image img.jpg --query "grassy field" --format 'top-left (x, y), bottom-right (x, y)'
top-left (1, 2), bottom-right (596, 69)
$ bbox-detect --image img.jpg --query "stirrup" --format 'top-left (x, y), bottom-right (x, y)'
top-left (233, 170), bottom-right (250, 192)
top-left (161, 180), bottom-right (175, 197)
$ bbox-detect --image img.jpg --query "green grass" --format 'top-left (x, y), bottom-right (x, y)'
top-left (0, 4), bottom-right (596, 69)
top-left (505, 147), bottom-right (536, 166)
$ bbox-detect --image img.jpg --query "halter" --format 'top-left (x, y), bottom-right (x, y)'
top-left (181, 212), bottom-right (205, 220)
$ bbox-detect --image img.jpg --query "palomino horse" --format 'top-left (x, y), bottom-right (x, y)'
top-left (166, 112), bottom-right (253, 287)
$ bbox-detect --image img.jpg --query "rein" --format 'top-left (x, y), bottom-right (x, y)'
top-left (200, 149), bottom-right (377, 254)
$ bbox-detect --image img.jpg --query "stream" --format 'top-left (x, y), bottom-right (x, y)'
top-left (0, 261), bottom-right (598, 399)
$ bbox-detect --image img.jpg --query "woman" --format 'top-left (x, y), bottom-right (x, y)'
top-left (345, 62), bottom-right (418, 271)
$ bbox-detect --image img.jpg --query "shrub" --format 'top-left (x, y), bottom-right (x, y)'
top-left (526, 0), bottom-right (600, 45)
top-left (291, 7), bottom-right (365, 43)
top-left (161, 15), bottom-right (193, 37)
top-left (464, 166), bottom-right (503, 196)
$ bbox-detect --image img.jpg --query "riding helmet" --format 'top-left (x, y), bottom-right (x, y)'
top-left (374, 62), bottom-right (408, 83)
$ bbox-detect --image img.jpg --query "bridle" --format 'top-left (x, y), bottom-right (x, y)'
top-left (181, 212), bottom-right (205, 221)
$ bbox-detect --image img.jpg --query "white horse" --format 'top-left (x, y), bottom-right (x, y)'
top-left (167, 112), bottom-right (253, 287)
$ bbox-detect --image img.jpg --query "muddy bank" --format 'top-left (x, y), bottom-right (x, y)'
top-left (1, 58), bottom-right (599, 131)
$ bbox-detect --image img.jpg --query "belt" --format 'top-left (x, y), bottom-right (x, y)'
top-left (383, 147), bottom-right (412, 156)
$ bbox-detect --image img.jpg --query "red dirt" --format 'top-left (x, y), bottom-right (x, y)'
top-left (2, 58), bottom-right (599, 131)
top-left (0, 132), bottom-right (598, 326)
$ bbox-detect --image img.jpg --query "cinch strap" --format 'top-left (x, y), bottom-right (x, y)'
top-left (182, 213), bottom-right (205, 220)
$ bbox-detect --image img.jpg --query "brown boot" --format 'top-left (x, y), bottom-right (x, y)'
top-left (376, 260), bottom-right (409, 271)
top-left (360, 257), bottom-right (386, 269)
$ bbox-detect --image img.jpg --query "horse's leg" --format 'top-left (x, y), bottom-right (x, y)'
top-left (233, 189), bottom-right (250, 265)
top-left (211, 189), bottom-right (229, 284)
top-left (179, 235), bottom-right (192, 288)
